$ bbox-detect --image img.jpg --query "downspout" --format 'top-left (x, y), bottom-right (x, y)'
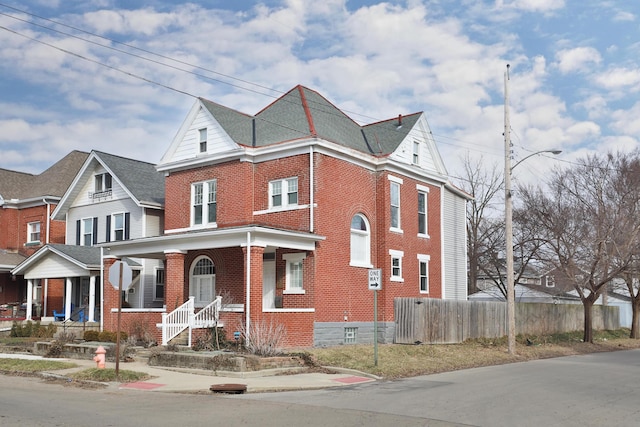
top-left (100, 247), bottom-right (104, 331)
top-left (42, 198), bottom-right (51, 244)
top-left (309, 145), bottom-right (314, 233)
top-left (42, 198), bottom-right (51, 317)
top-left (245, 231), bottom-right (251, 345)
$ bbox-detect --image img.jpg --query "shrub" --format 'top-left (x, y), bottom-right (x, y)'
top-left (83, 330), bottom-right (100, 341)
top-left (241, 320), bottom-right (286, 357)
top-left (9, 321), bottom-right (55, 338)
top-left (44, 331), bottom-right (76, 358)
top-left (126, 319), bottom-right (156, 347)
top-left (98, 330), bottom-right (128, 343)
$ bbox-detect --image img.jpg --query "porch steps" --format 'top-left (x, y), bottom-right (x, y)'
top-left (169, 329), bottom-right (189, 346)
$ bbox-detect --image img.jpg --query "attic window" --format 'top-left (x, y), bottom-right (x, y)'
top-left (95, 173), bottom-right (112, 192)
top-left (412, 141), bottom-right (420, 165)
top-left (199, 128), bottom-right (207, 153)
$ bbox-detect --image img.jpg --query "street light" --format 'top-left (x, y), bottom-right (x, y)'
top-left (504, 64), bottom-right (561, 355)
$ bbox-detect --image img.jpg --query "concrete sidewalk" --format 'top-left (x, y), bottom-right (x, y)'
top-left (0, 353), bottom-right (377, 394)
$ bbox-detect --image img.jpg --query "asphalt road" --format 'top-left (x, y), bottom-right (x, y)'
top-left (2, 349), bottom-right (639, 426)
top-left (236, 348), bottom-right (640, 427)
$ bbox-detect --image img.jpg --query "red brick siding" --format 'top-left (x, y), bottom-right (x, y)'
top-left (164, 161), bottom-right (253, 230)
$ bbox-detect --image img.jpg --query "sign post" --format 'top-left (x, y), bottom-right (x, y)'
top-left (108, 260), bottom-right (133, 379)
top-left (368, 269), bottom-right (382, 367)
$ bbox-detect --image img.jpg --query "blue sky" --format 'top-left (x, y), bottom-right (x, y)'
top-left (1, 1), bottom-right (639, 185)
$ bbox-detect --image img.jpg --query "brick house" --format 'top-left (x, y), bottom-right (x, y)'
top-left (0, 151), bottom-right (88, 319)
top-left (103, 85), bottom-right (469, 347)
top-left (11, 151), bottom-right (164, 325)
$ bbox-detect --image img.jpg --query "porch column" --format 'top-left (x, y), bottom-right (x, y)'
top-left (64, 278), bottom-right (72, 321)
top-left (88, 275), bottom-right (96, 322)
top-left (242, 245), bottom-right (265, 330)
top-left (26, 280), bottom-right (33, 320)
top-left (164, 250), bottom-right (187, 311)
top-left (103, 257), bottom-right (119, 331)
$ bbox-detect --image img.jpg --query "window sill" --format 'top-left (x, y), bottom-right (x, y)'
top-left (417, 233), bottom-right (430, 239)
top-left (389, 227), bottom-right (403, 234)
top-left (390, 277), bottom-right (404, 283)
top-left (283, 289), bottom-right (305, 295)
top-left (189, 222), bottom-right (218, 230)
top-left (349, 261), bottom-right (374, 269)
top-left (25, 241), bottom-right (41, 246)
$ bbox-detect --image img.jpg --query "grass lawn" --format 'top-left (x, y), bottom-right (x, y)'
top-left (305, 330), bottom-right (640, 379)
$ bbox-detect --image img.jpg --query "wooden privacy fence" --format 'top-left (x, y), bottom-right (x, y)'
top-left (394, 298), bottom-right (620, 344)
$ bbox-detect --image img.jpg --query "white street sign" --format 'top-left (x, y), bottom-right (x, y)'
top-left (109, 260), bottom-right (133, 291)
top-left (368, 268), bottom-right (382, 290)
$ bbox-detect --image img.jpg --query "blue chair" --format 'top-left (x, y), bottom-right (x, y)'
top-left (52, 304), bottom-right (74, 321)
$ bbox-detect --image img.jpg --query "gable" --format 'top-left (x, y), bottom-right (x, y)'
top-left (160, 100), bottom-right (243, 166)
top-left (388, 114), bottom-right (447, 175)
top-left (23, 252), bottom-right (89, 279)
top-left (52, 151), bottom-right (164, 221)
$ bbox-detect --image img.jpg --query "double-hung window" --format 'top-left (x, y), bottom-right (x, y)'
top-left (412, 141), bottom-right (420, 165)
top-left (418, 254), bottom-right (430, 293)
top-left (82, 218), bottom-right (95, 246)
top-left (350, 214), bottom-right (371, 267)
top-left (389, 175), bottom-right (403, 232)
top-left (270, 177), bottom-right (298, 209)
top-left (154, 268), bottom-right (165, 300)
top-left (283, 253), bottom-right (305, 294)
top-left (192, 180), bottom-right (217, 226)
top-left (95, 173), bottom-right (112, 193)
top-left (199, 128), bottom-right (207, 153)
top-left (389, 249), bottom-right (404, 282)
top-left (27, 222), bottom-right (41, 244)
top-left (105, 212), bottom-right (129, 242)
top-left (417, 184), bottom-right (430, 237)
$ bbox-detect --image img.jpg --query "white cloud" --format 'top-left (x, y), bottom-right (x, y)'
top-left (594, 67), bottom-right (640, 90)
top-left (554, 47), bottom-right (602, 74)
top-left (612, 11), bottom-right (635, 22)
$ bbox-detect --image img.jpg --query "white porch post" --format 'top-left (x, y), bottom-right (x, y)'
top-left (26, 280), bottom-right (33, 320)
top-left (65, 278), bottom-right (72, 321)
top-left (88, 275), bottom-right (96, 322)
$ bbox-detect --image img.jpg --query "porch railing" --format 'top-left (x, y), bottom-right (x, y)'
top-left (162, 297), bottom-right (194, 346)
top-left (161, 296), bottom-right (222, 346)
top-left (194, 296), bottom-right (222, 328)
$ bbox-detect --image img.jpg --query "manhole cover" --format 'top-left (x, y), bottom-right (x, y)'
top-left (210, 383), bottom-right (247, 394)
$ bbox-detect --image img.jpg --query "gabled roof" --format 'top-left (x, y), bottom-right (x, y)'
top-left (95, 151), bottom-right (165, 206)
top-left (10, 244), bottom-right (102, 276)
top-left (52, 150), bottom-right (164, 220)
top-left (200, 85), bottom-right (417, 156)
top-left (0, 151), bottom-right (89, 202)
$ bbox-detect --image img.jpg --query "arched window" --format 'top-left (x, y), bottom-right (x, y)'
top-left (190, 256), bottom-right (216, 307)
top-left (350, 214), bottom-right (371, 267)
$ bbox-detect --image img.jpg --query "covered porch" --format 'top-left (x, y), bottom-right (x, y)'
top-left (102, 226), bottom-right (324, 347)
top-left (10, 244), bottom-right (102, 324)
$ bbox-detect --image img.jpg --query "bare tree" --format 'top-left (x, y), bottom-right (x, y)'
top-left (611, 152), bottom-right (640, 338)
top-left (521, 152), bottom-right (640, 343)
top-left (457, 154), bottom-right (503, 295)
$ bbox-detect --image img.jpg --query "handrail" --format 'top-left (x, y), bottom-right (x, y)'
top-left (193, 296), bottom-right (222, 328)
top-left (161, 296), bottom-right (223, 346)
top-left (161, 297), bottom-right (194, 345)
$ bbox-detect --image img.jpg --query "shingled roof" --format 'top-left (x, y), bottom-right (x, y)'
top-left (200, 85), bottom-right (417, 156)
top-left (94, 151), bottom-right (165, 206)
top-left (0, 151), bottom-right (89, 201)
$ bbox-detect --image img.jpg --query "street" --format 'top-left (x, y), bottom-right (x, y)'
top-left (2, 349), bottom-right (640, 426)
top-left (237, 349), bottom-right (640, 427)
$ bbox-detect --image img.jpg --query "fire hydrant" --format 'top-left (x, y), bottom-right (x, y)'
top-left (93, 345), bottom-right (106, 369)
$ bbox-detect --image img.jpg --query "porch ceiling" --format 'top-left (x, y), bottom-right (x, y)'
top-left (101, 225), bottom-right (324, 259)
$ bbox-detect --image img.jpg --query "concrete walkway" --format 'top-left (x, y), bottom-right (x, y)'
top-left (0, 353), bottom-right (377, 394)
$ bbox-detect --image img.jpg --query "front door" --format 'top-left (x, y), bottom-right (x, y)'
top-left (263, 259), bottom-right (276, 310)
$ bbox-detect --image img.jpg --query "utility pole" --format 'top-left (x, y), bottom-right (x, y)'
top-left (504, 64), bottom-right (516, 356)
